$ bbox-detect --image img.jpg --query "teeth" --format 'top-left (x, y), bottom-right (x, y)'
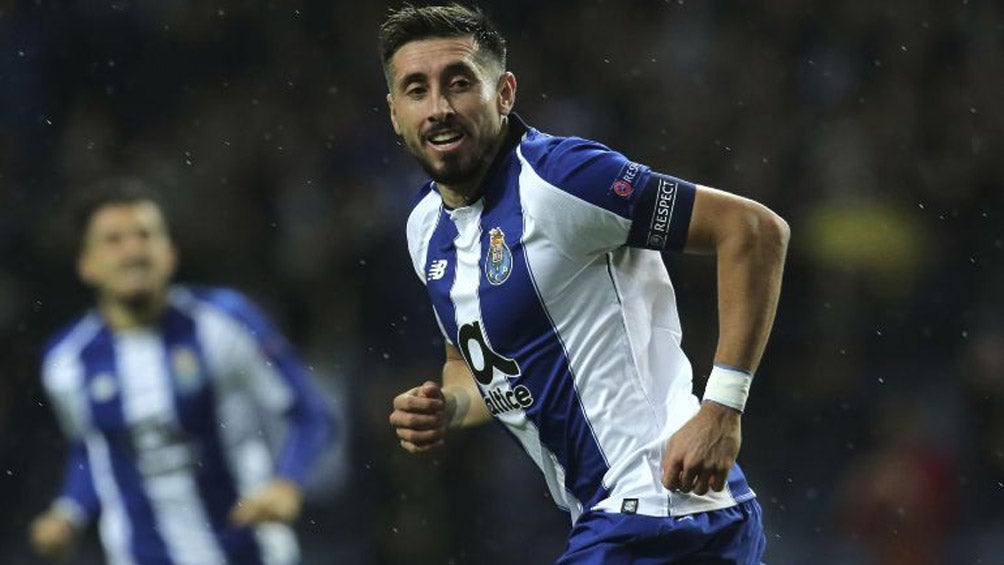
top-left (429, 131), bottom-right (461, 143)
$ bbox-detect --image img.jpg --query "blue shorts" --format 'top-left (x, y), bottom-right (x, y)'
top-left (556, 499), bottom-right (766, 564)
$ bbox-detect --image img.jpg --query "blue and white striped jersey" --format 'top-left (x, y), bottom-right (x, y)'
top-left (41, 285), bottom-right (332, 565)
top-left (406, 115), bottom-right (755, 523)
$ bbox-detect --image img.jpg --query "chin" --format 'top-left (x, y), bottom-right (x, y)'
top-left (118, 287), bottom-right (160, 308)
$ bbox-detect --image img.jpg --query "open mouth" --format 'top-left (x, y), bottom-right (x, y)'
top-left (425, 128), bottom-right (465, 150)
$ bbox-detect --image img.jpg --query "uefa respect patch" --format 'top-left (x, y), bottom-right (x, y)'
top-left (610, 161), bottom-right (645, 198)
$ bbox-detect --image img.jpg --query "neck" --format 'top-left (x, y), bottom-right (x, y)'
top-left (98, 291), bottom-right (167, 330)
top-left (437, 120), bottom-right (509, 209)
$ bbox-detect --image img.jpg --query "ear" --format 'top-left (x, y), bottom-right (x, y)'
top-left (387, 93), bottom-right (402, 135)
top-left (77, 251), bottom-right (96, 287)
top-left (496, 71), bottom-right (517, 116)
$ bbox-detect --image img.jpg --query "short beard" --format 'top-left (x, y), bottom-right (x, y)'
top-left (408, 134), bottom-right (498, 189)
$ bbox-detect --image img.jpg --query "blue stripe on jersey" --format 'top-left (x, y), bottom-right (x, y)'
top-left (160, 306), bottom-right (263, 565)
top-left (477, 156), bottom-right (611, 510)
top-left (516, 133), bottom-right (652, 222)
top-left (59, 443), bottom-right (101, 521)
top-left (190, 287), bottom-right (332, 485)
top-left (425, 208), bottom-right (460, 342)
top-left (80, 327), bottom-right (174, 565)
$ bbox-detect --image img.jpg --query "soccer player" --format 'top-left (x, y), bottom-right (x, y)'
top-left (382, 4), bottom-right (789, 563)
top-left (29, 180), bottom-right (333, 564)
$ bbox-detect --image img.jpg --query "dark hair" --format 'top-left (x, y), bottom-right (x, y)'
top-left (378, 3), bottom-right (507, 83)
top-left (70, 177), bottom-right (168, 252)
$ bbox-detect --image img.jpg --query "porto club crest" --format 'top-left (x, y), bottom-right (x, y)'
top-left (484, 227), bottom-right (513, 286)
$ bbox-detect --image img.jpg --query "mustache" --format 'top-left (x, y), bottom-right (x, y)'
top-left (422, 120), bottom-right (464, 138)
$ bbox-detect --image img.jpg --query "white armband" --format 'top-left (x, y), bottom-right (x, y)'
top-left (702, 364), bottom-right (754, 413)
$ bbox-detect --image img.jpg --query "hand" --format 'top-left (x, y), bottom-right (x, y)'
top-left (29, 509), bottom-right (76, 558)
top-left (388, 380), bottom-right (448, 453)
top-left (229, 479), bottom-right (303, 526)
top-left (661, 401), bottom-right (742, 495)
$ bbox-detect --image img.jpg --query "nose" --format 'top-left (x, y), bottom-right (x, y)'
top-left (428, 87), bottom-right (455, 123)
top-left (121, 232), bottom-right (150, 257)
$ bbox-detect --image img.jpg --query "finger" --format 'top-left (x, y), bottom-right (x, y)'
top-left (400, 438), bottom-right (444, 453)
top-left (388, 411), bottom-right (442, 430)
top-left (662, 455), bottom-right (684, 490)
top-left (392, 393), bottom-right (445, 413)
top-left (708, 472), bottom-right (726, 492)
top-left (395, 427), bottom-right (445, 444)
top-left (417, 381), bottom-right (443, 399)
top-left (693, 471), bottom-right (712, 496)
top-left (678, 464), bottom-right (700, 493)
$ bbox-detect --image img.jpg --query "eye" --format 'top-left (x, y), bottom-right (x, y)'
top-left (449, 77), bottom-right (472, 91)
top-left (405, 84), bottom-right (427, 99)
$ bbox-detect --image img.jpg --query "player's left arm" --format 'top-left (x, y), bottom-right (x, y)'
top-left (214, 291), bottom-right (335, 526)
top-left (661, 185), bottom-right (790, 495)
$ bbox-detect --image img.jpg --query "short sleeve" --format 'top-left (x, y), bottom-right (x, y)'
top-left (516, 134), bottom-right (696, 256)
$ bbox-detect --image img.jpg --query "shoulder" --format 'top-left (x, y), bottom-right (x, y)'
top-left (171, 285), bottom-right (270, 336)
top-left (405, 182), bottom-right (442, 241)
top-left (405, 181), bottom-right (443, 279)
top-left (515, 129), bottom-right (645, 221)
top-left (517, 129), bottom-right (629, 185)
top-left (42, 313), bottom-right (102, 391)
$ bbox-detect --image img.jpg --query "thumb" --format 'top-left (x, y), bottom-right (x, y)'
top-left (417, 381), bottom-right (443, 400)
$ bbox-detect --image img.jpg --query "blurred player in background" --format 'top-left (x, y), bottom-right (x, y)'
top-left (383, 4), bottom-right (788, 563)
top-left (29, 179), bottom-right (333, 564)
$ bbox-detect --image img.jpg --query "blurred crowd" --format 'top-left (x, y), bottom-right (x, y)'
top-left (1, 0), bottom-right (1001, 563)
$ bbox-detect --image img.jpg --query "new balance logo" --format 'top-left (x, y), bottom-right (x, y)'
top-left (427, 259), bottom-right (448, 281)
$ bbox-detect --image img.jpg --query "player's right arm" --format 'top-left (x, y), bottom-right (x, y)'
top-left (32, 345), bottom-right (102, 558)
top-left (30, 443), bottom-right (95, 557)
top-left (389, 343), bottom-right (490, 453)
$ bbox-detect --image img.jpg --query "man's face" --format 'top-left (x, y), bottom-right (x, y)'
top-left (386, 35), bottom-right (515, 187)
top-left (78, 201), bottom-right (177, 306)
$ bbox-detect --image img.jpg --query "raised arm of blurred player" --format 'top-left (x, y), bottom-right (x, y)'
top-left (390, 343), bottom-right (492, 453)
top-left (661, 185), bottom-right (789, 495)
top-left (199, 290), bottom-right (334, 527)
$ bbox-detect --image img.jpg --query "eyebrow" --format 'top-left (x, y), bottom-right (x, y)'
top-left (396, 61), bottom-right (478, 91)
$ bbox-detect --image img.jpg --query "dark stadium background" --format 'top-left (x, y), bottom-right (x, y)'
top-left (1, 1), bottom-right (1001, 563)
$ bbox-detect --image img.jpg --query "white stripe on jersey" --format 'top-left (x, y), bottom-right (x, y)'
top-left (88, 434), bottom-right (137, 565)
top-left (115, 330), bottom-right (227, 565)
top-left (407, 189), bottom-right (445, 283)
top-left (42, 315), bottom-right (102, 441)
